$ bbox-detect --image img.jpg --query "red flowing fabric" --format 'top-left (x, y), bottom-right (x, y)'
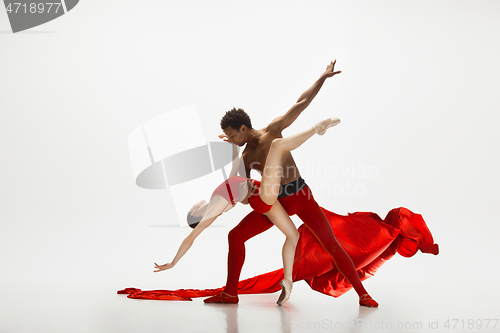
top-left (118, 207), bottom-right (438, 300)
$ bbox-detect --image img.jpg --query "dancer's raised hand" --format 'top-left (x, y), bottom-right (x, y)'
top-left (154, 262), bottom-right (175, 272)
top-left (322, 60), bottom-right (341, 78)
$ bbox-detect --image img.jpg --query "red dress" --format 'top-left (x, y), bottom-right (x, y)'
top-left (118, 206), bottom-right (439, 300)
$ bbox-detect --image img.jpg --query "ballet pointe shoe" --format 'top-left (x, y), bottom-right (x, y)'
top-left (313, 117), bottom-right (341, 135)
top-left (204, 291), bottom-right (239, 304)
top-left (276, 279), bottom-right (293, 306)
top-left (359, 294), bottom-right (379, 308)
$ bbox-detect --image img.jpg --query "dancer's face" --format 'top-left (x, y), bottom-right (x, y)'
top-left (237, 178), bottom-right (254, 204)
top-left (223, 126), bottom-right (247, 146)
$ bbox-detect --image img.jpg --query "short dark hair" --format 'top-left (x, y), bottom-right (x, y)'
top-left (187, 208), bottom-right (202, 229)
top-left (220, 108), bottom-right (252, 131)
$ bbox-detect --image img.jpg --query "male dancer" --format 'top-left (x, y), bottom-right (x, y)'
top-left (204, 61), bottom-right (379, 307)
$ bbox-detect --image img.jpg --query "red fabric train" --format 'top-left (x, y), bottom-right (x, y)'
top-left (118, 207), bottom-right (438, 301)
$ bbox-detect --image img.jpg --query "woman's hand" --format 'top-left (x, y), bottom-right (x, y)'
top-left (321, 60), bottom-right (342, 78)
top-left (153, 262), bottom-right (175, 272)
top-left (219, 133), bottom-right (229, 142)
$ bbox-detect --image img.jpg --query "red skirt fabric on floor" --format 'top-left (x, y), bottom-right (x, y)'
top-left (118, 207), bottom-right (438, 301)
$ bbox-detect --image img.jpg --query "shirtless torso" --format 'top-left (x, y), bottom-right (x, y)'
top-left (242, 128), bottom-right (300, 185)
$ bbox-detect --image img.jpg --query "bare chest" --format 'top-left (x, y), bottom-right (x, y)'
top-left (243, 134), bottom-right (276, 173)
top-left (244, 149), bottom-right (268, 172)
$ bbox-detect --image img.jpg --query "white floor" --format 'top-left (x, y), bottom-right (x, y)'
top-left (1, 219), bottom-right (498, 333)
top-left (0, 276), bottom-right (497, 333)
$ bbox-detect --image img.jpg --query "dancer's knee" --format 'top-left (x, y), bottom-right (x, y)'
top-left (228, 228), bottom-right (246, 247)
top-left (313, 231), bottom-right (343, 255)
top-left (270, 138), bottom-right (285, 152)
top-left (326, 240), bottom-right (346, 257)
top-left (289, 230), bottom-right (299, 246)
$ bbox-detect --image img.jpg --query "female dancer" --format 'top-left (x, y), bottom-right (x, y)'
top-left (153, 117), bottom-right (341, 306)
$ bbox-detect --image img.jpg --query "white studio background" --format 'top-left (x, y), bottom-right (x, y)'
top-left (1, 0), bottom-right (499, 332)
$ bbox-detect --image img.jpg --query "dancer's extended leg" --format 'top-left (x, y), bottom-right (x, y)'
top-left (260, 117), bottom-right (340, 206)
top-left (256, 117), bottom-right (339, 305)
top-left (205, 117), bottom-right (341, 305)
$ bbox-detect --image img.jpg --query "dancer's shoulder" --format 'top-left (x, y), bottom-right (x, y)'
top-left (266, 116), bottom-right (283, 134)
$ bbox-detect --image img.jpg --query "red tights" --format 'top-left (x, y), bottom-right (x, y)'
top-left (224, 185), bottom-right (368, 297)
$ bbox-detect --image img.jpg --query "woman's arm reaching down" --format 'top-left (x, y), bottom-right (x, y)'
top-left (154, 195), bottom-right (230, 272)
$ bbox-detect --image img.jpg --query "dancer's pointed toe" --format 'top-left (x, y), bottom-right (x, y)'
top-left (313, 117), bottom-right (340, 135)
top-left (204, 292), bottom-right (239, 304)
top-left (276, 279), bottom-right (293, 306)
top-left (359, 294), bottom-right (379, 308)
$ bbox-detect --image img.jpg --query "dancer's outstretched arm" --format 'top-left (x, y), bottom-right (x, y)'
top-left (154, 196), bottom-right (229, 272)
top-left (267, 61), bottom-right (341, 133)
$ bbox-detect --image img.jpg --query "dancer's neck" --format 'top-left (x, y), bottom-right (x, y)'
top-left (245, 129), bottom-right (263, 149)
